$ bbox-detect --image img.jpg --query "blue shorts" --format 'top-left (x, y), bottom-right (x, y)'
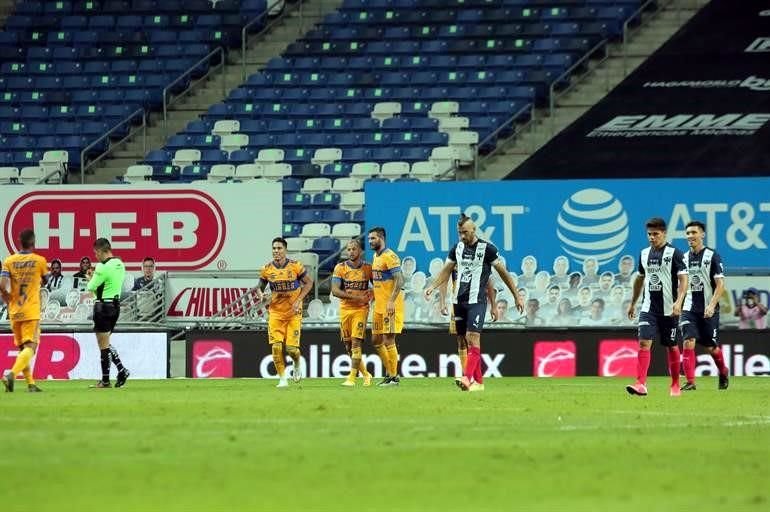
top-left (638, 312), bottom-right (678, 347)
top-left (679, 310), bottom-right (720, 347)
top-left (453, 302), bottom-right (487, 335)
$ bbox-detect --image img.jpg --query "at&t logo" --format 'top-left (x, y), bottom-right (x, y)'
top-left (556, 188), bottom-right (629, 266)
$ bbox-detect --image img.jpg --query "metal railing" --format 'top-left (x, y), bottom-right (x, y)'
top-left (80, 108), bottom-right (146, 184)
top-left (473, 103), bottom-right (536, 180)
top-left (240, 0), bottom-right (305, 82)
top-left (120, 273), bottom-right (167, 324)
top-left (163, 46), bottom-right (226, 134)
top-left (622, 0), bottom-right (675, 76)
top-left (548, 39), bottom-right (610, 135)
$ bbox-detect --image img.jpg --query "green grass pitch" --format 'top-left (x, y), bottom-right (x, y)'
top-left (2, 377), bottom-right (768, 512)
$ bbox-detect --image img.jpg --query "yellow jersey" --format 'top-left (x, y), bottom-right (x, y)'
top-left (371, 248), bottom-right (404, 314)
top-left (260, 259), bottom-right (307, 319)
top-left (332, 260), bottom-right (372, 312)
top-left (1, 252), bottom-right (48, 322)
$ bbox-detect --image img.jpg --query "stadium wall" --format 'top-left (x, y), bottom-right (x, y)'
top-left (185, 329), bottom-right (770, 379)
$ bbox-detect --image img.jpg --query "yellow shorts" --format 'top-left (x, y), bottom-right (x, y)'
top-left (11, 320), bottom-right (40, 347)
top-left (372, 310), bottom-right (403, 335)
top-left (340, 308), bottom-right (368, 341)
top-left (449, 316), bottom-right (457, 335)
top-left (268, 315), bottom-right (302, 347)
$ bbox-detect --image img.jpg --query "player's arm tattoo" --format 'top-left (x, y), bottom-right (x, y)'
top-left (389, 269), bottom-right (404, 302)
top-left (331, 280), bottom-right (357, 301)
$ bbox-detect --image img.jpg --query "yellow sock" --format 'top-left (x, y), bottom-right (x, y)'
top-left (357, 359), bottom-right (370, 377)
top-left (22, 367), bottom-right (35, 386)
top-left (375, 344), bottom-right (390, 375)
top-left (271, 343), bottom-right (285, 377)
top-left (11, 347), bottom-right (34, 376)
top-left (459, 348), bottom-right (468, 373)
top-left (386, 344), bottom-right (399, 377)
top-left (285, 346), bottom-right (301, 367)
top-left (349, 346), bottom-right (362, 380)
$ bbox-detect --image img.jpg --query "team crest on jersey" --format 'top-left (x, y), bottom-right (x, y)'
top-left (663, 256), bottom-right (672, 264)
top-left (357, 322), bottom-right (363, 329)
top-left (293, 330), bottom-right (299, 336)
top-left (383, 316), bottom-right (389, 323)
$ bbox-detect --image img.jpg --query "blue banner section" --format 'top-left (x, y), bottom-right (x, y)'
top-left (365, 178), bottom-right (770, 275)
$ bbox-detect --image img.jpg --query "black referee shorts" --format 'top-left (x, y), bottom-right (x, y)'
top-left (93, 301), bottom-right (120, 333)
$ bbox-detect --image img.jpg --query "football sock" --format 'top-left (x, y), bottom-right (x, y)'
top-left (385, 344), bottom-right (399, 377)
top-left (683, 347), bottom-right (696, 384)
top-left (285, 346), bottom-right (301, 367)
top-left (11, 346), bottom-right (34, 376)
top-left (464, 346), bottom-right (480, 381)
top-left (100, 348), bottom-right (111, 383)
top-left (667, 347), bottom-right (681, 387)
top-left (358, 360), bottom-right (370, 378)
top-left (636, 348), bottom-right (651, 385)
top-left (21, 367), bottom-right (35, 386)
top-left (374, 344), bottom-right (390, 376)
top-left (108, 346), bottom-right (125, 373)
top-left (271, 343), bottom-right (285, 378)
top-left (458, 347), bottom-right (468, 373)
top-left (349, 346), bottom-right (362, 380)
top-left (473, 351), bottom-right (483, 384)
top-left (711, 348), bottom-right (728, 375)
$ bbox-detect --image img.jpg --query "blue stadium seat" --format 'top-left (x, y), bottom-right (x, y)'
top-left (312, 192), bottom-right (341, 209)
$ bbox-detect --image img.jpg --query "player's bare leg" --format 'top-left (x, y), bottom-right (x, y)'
top-left (626, 340), bottom-right (651, 396)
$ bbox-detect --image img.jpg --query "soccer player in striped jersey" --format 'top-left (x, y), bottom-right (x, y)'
top-left (1, 229), bottom-right (47, 392)
top-left (679, 221), bottom-right (729, 390)
top-left (256, 237), bottom-right (314, 388)
top-left (425, 214), bottom-right (524, 391)
top-left (626, 218), bottom-right (688, 397)
top-left (368, 227), bottom-right (404, 386)
top-left (331, 239), bottom-right (374, 387)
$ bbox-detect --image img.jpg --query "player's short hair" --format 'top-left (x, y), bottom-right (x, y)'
top-left (368, 227), bottom-right (386, 239)
top-left (93, 238), bottom-right (111, 251)
top-left (457, 213), bottom-right (471, 227)
top-left (347, 238), bottom-right (363, 249)
top-left (645, 217), bottom-right (667, 231)
top-left (685, 220), bottom-right (706, 232)
top-left (19, 229), bottom-right (35, 249)
top-left (272, 237), bottom-right (287, 248)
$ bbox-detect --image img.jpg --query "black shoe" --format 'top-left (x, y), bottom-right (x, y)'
top-left (377, 376), bottom-right (392, 387)
top-left (2, 370), bottom-right (13, 392)
top-left (90, 380), bottom-right (111, 388)
top-left (718, 372), bottom-right (729, 390)
top-left (28, 384), bottom-right (43, 393)
top-left (680, 382), bottom-right (697, 391)
top-left (115, 369), bottom-right (130, 388)
top-left (390, 376), bottom-right (400, 386)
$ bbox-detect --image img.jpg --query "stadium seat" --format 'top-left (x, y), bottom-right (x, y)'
top-left (234, 163), bottom-right (263, 180)
top-left (207, 164), bottom-right (236, 182)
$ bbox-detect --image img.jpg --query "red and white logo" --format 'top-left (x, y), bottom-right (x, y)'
top-left (533, 341), bottom-right (576, 377)
top-left (599, 339), bottom-right (638, 377)
top-left (3, 189), bottom-right (226, 271)
top-left (192, 340), bottom-right (233, 378)
top-left (168, 287), bottom-right (251, 317)
top-left (1, 334), bottom-right (81, 379)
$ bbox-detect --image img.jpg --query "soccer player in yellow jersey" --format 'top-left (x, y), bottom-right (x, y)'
top-left (368, 227), bottom-right (404, 386)
top-left (331, 239), bottom-right (374, 387)
top-left (256, 237), bottom-right (313, 388)
top-left (1, 229), bottom-right (47, 393)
